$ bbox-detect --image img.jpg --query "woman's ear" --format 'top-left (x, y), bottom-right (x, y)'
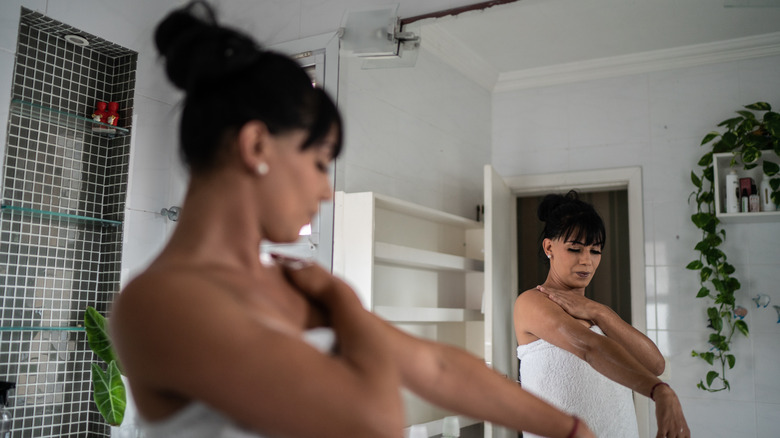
top-left (542, 238), bottom-right (553, 259)
top-left (236, 120), bottom-right (271, 175)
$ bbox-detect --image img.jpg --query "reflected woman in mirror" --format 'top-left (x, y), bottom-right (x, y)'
top-left (514, 190), bottom-right (690, 438)
top-left (112, 2), bottom-right (596, 437)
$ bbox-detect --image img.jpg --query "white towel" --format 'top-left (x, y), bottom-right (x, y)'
top-left (517, 325), bottom-right (639, 438)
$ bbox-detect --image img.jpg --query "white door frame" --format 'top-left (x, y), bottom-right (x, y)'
top-left (503, 166), bottom-right (650, 438)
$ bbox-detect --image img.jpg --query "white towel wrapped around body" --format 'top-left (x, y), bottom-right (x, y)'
top-left (516, 325), bottom-right (639, 438)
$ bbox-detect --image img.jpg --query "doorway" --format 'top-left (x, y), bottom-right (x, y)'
top-left (516, 190), bottom-right (632, 323)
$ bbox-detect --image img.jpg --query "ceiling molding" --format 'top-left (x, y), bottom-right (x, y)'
top-left (420, 22), bottom-right (498, 91)
top-left (494, 31), bottom-right (780, 93)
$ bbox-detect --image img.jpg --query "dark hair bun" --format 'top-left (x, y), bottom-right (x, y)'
top-left (154, 1), bottom-right (258, 90)
top-left (537, 190), bottom-right (579, 223)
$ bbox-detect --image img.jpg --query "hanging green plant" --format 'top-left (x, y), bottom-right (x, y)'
top-left (688, 102), bottom-right (780, 392)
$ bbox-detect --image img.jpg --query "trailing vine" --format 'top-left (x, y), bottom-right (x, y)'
top-left (688, 102), bottom-right (780, 392)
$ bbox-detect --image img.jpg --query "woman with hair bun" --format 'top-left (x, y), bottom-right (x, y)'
top-left (112, 3), bottom-right (596, 438)
top-left (513, 191), bottom-right (690, 438)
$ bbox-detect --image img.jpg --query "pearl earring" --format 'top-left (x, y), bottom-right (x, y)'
top-left (547, 254), bottom-right (551, 259)
top-left (256, 162), bottom-right (269, 176)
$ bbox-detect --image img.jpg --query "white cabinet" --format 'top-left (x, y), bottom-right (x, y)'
top-left (333, 166), bottom-right (517, 438)
top-left (333, 191), bottom-right (486, 434)
top-left (713, 152), bottom-right (780, 223)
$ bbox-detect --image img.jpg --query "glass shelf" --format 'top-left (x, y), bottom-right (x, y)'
top-left (1, 204), bottom-right (122, 227)
top-left (0, 326), bottom-right (84, 332)
top-left (10, 98), bottom-right (130, 137)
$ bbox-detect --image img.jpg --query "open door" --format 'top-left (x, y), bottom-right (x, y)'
top-left (483, 165), bottom-right (518, 438)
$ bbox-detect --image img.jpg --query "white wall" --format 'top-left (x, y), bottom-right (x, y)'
top-left (492, 55), bottom-right (780, 437)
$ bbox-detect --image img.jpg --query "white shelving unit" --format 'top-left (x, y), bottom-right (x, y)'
top-left (712, 152), bottom-right (780, 223)
top-left (333, 191), bottom-right (485, 435)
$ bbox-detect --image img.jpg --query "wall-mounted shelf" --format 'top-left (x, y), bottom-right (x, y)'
top-left (712, 152), bottom-right (780, 223)
top-left (0, 326), bottom-right (84, 332)
top-left (334, 191), bottom-right (486, 429)
top-left (10, 99), bottom-right (130, 138)
top-left (374, 306), bottom-right (484, 323)
top-left (375, 242), bottom-right (485, 272)
top-left (1, 204), bottom-right (123, 227)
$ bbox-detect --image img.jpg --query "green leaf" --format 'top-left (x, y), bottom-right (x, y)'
top-left (735, 320), bottom-right (749, 337)
top-left (745, 102), bottom-right (771, 111)
top-left (718, 262), bottom-right (735, 276)
top-left (717, 118), bottom-right (742, 131)
top-left (771, 178), bottom-right (780, 191)
top-left (700, 267), bottom-right (713, 282)
top-left (701, 166), bottom-right (713, 183)
top-left (726, 354), bottom-right (736, 369)
top-left (691, 171), bottom-right (702, 189)
top-left (691, 212), bottom-right (713, 229)
top-left (696, 287), bottom-right (710, 298)
top-left (686, 260), bottom-right (703, 270)
top-left (85, 307), bottom-right (119, 367)
top-left (700, 131), bottom-right (720, 145)
top-left (706, 370), bottom-right (719, 386)
top-left (742, 147), bottom-right (761, 164)
top-left (736, 110), bottom-right (756, 120)
top-left (707, 307), bottom-right (722, 331)
top-left (727, 277), bottom-right (741, 292)
top-left (698, 152), bottom-right (713, 167)
top-left (91, 361), bottom-right (126, 426)
top-left (764, 160), bottom-right (780, 177)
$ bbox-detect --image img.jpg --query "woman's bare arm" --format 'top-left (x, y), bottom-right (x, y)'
top-left (111, 265), bottom-right (403, 438)
top-left (537, 285), bottom-right (665, 375)
top-left (380, 318), bottom-right (594, 438)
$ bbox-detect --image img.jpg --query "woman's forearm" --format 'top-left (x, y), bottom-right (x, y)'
top-left (397, 335), bottom-right (587, 438)
top-left (591, 306), bottom-right (665, 375)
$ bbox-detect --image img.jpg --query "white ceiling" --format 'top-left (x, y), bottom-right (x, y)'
top-left (412, 0), bottom-right (780, 87)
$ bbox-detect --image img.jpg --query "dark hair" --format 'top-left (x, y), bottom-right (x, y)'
top-left (537, 190), bottom-right (605, 254)
top-left (154, 1), bottom-right (342, 172)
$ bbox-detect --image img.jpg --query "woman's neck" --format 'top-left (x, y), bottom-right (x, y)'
top-left (159, 170), bottom-right (264, 271)
top-left (542, 274), bottom-right (587, 295)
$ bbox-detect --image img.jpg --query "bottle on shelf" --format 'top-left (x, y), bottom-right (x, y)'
top-left (725, 169), bottom-right (739, 213)
top-left (0, 381), bottom-right (15, 438)
top-left (106, 102), bottom-right (120, 126)
top-left (741, 188), bottom-right (749, 213)
top-left (749, 183), bottom-right (760, 212)
top-left (91, 101), bottom-right (107, 123)
top-left (760, 174), bottom-right (776, 212)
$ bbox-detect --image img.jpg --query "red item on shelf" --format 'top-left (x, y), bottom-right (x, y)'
top-left (106, 101), bottom-right (120, 126)
top-left (91, 101), bottom-right (107, 123)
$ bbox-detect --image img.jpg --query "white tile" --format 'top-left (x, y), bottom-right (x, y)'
top-left (754, 332), bottom-right (780, 404)
top-left (744, 222), bottom-right (780, 267)
top-left (0, 1), bottom-right (45, 52)
top-left (651, 200), bottom-right (699, 268)
top-left (745, 263), bottom-right (780, 334)
top-left (120, 208), bottom-right (169, 287)
top-left (654, 266), bottom-right (712, 331)
top-left (125, 97), bottom-right (178, 212)
top-left (645, 266), bottom-right (657, 330)
top-left (657, 329), bottom-right (755, 402)
top-left (665, 398), bottom-right (756, 438)
top-left (737, 55), bottom-right (780, 105)
top-left (756, 402), bottom-right (780, 438)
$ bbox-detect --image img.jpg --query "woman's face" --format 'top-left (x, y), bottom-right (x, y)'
top-left (259, 127), bottom-right (337, 243)
top-left (544, 237), bottom-right (602, 289)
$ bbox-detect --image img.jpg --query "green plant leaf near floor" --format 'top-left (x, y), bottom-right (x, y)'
top-left (85, 306), bottom-right (126, 426)
top-left (91, 361), bottom-right (126, 426)
top-left (689, 102), bottom-right (780, 392)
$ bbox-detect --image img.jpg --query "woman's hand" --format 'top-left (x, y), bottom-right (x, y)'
top-left (536, 285), bottom-right (603, 322)
top-left (653, 385), bottom-right (690, 438)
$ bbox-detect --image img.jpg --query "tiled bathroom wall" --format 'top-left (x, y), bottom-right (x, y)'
top-left (0, 7), bottom-right (136, 437)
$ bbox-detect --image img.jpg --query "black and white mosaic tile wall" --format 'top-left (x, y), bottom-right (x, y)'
top-left (1, 7), bottom-right (136, 437)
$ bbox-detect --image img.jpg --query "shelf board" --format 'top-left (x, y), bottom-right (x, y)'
top-left (405, 415), bottom-right (481, 437)
top-left (374, 193), bottom-right (483, 229)
top-left (716, 210), bottom-right (780, 223)
top-left (374, 306), bottom-right (484, 323)
top-left (10, 99), bottom-right (130, 138)
top-left (1, 204), bottom-right (123, 227)
top-left (375, 242), bottom-right (484, 272)
top-left (0, 326), bottom-right (84, 332)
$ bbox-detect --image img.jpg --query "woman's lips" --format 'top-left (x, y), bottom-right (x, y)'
top-left (576, 272), bottom-right (591, 278)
